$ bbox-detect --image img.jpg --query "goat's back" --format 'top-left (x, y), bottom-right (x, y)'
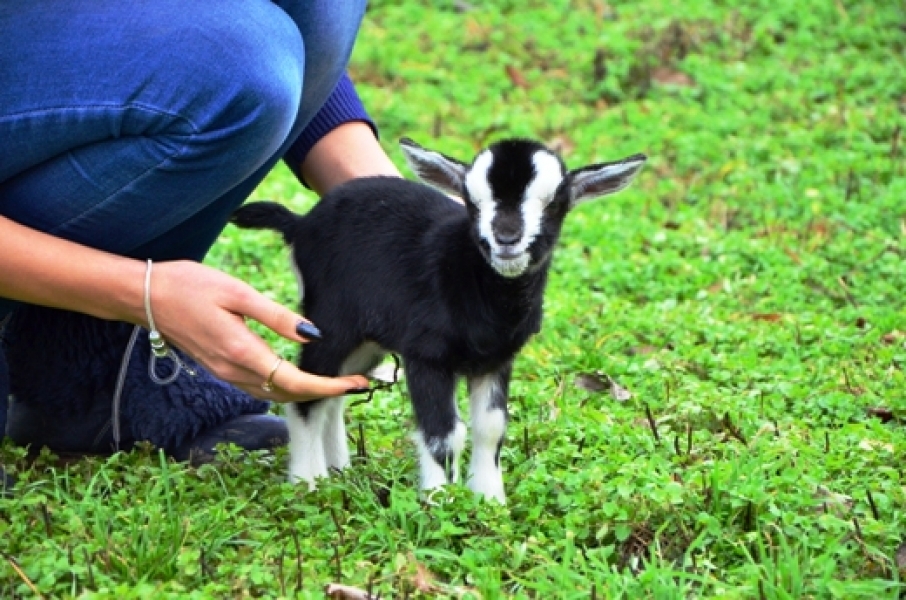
top-left (294, 178), bottom-right (487, 365)
top-left (296, 176), bottom-right (464, 260)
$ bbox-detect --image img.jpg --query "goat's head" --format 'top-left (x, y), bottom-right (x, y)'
top-left (400, 138), bottom-right (646, 278)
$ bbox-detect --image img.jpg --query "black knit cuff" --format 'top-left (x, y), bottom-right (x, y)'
top-left (284, 73), bottom-right (378, 179)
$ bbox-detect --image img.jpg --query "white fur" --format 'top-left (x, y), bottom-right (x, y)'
top-left (467, 373), bottom-right (507, 503)
top-left (414, 420), bottom-right (467, 491)
top-left (287, 402), bottom-right (330, 489)
top-left (570, 156), bottom-right (647, 205)
top-left (466, 150), bottom-right (496, 242)
top-left (521, 151), bottom-right (564, 241)
top-left (464, 149), bottom-right (566, 279)
top-left (286, 342), bottom-right (385, 489)
top-left (491, 254), bottom-right (531, 278)
top-left (415, 434), bottom-right (448, 491)
top-left (321, 397), bottom-right (349, 471)
top-left (526, 151), bottom-right (565, 206)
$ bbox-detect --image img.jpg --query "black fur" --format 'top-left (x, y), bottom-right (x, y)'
top-left (231, 178), bottom-right (557, 380)
top-left (231, 138), bottom-right (645, 499)
top-left (231, 177), bottom-right (553, 475)
top-left (485, 139), bottom-right (560, 205)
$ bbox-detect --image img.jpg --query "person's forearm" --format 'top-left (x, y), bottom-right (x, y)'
top-left (0, 214), bottom-right (370, 400)
top-left (0, 215), bottom-right (145, 324)
top-left (299, 121), bottom-right (401, 196)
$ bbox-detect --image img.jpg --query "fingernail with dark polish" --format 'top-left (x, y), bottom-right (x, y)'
top-left (346, 387), bottom-right (372, 395)
top-left (296, 321), bottom-right (322, 340)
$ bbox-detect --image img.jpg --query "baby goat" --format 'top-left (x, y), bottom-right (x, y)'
top-left (231, 138), bottom-right (645, 503)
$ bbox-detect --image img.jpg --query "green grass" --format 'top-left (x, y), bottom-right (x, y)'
top-left (2, 0), bottom-right (905, 597)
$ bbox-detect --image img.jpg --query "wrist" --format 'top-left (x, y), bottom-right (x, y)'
top-left (300, 122), bottom-right (401, 196)
top-left (0, 215), bottom-right (152, 325)
top-left (93, 255), bottom-right (148, 326)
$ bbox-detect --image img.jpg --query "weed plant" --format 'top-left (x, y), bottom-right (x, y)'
top-left (2, 0), bottom-right (904, 597)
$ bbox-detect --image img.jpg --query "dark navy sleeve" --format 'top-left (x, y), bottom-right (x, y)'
top-left (283, 73), bottom-right (378, 176)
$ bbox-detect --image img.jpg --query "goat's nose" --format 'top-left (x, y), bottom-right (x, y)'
top-left (494, 230), bottom-right (521, 246)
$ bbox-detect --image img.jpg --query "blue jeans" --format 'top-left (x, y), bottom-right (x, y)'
top-left (0, 0), bottom-right (366, 434)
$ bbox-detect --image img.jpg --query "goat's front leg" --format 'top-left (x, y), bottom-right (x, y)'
top-left (466, 363), bottom-right (511, 503)
top-left (406, 359), bottom-right (466, 491)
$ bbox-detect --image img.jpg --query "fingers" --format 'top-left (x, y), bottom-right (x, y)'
top-left (228, 335), bottom-right (369, 404)
top-left (223, 280), bottom-right (365, 401)
top-left (235, 285), bottom-right (321, 343)
top-left (235, 321), bottom-right (368, 403)
top-left (216, 353), bottom-right (370, 404)
top-left (156, 262), bottom-right (366, 402)
top-left (267, 362), bottom-right (370, 404)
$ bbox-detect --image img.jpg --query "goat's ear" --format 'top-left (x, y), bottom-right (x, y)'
top-left (568, 153), bottom-right (647, 207)
top-left (399, 137), bottom-right (468, 196)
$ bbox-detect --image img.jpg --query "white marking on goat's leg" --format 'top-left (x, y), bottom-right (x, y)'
top-left (414, 421), bottom-right (467, 491)
top-left (286, 402), bottom-right (330, 489)
top-left (467, 367), bottom-right (511, 503)
top-left (406, 360), bottom-right (464, 492)
top-left (289, 250), bottom-right (342, 473)
top-left (414, 432), bottom-right (447, 491)
top-left (318, 342), bottom-right (386, 472)
top-left (320, 398), bottom-right (349, 471)
top-left (289, 251), bottom-right (337, 476)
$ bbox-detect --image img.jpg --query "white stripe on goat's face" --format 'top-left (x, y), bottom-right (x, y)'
top-left (464, 144), bottom-right (566, 278)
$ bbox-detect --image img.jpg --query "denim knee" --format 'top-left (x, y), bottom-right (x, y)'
top-left (278, 0), bottom-right (366, 87)
top-left (0, 1), bottom-right (306, 184)
top-left (162, 5), bottom-right (306, 170)
top-left (0, 1), bottom-right (307, 255)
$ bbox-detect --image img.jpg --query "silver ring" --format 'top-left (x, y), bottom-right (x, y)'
top-left (261, 358), bottom-right (284, 392)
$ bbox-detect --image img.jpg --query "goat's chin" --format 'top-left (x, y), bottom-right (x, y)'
top-left (491, 254), bottom-right (531, 278)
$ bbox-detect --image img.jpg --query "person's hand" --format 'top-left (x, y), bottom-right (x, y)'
top-left (0, 216), bottom-right (366, 403)
top-left (147, 260), bottom-right (369, 403)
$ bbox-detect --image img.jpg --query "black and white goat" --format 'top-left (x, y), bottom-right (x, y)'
top-left (231, 138), bottom-right (645, 503)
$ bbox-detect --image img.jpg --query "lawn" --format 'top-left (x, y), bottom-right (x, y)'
top-left (2, 0), bottom-right (905, 597)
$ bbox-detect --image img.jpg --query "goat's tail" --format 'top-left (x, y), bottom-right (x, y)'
top-left (230, 201), bottom-right (300, 240)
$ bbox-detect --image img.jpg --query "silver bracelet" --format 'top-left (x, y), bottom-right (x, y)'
top-left (144, 259), bottom-right (195, 384)
top-left (111, 261), bottom-right (197, 450)
top-left (145, 259), bottom-right (170, 358)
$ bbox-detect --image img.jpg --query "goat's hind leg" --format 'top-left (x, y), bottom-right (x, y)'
top-left (467, 364), bottom-right (511, 503)
top-left (286, 400), bottom-right (332, 489)
top-left (288, 343), bottom-right (379, 488)
top-left (322, 342), bottom-right (387, 472)
top-left (406, 359), bottom-right (465, 492)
